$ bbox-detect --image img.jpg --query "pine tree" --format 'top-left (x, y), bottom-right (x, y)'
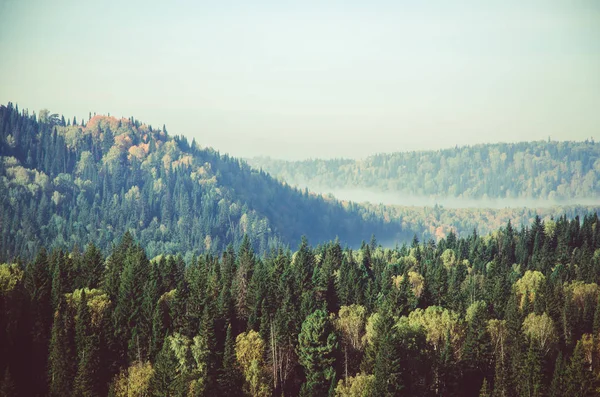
top-left (81, 243), bottom-right (103, 289)
top-left (112, 245), bottom-right (151, 363)
top-left (149, 337), bottom-right (178, 397)
top-left (372, 311), bottom-right (402, 397)
top-left (504, 293), bottom-right (522, 396)
top-left (491, 354), bottom-right (509, 397)
top-left (48, 301), bottom-right (76, 397)
top-left (24, 249), bottom-right (52, 396)
top-left (50, 253), bottom-right (65, 310)
top-left (462, 301), bottom-right (491, 396)
top-left (218, 324), bottom-right (243, 396)
top-left (102, 232), bottom-right (134, 301)
top-left (438, 330), bottom-right (457, 396)
top-left (198, 305), bottom-right (218, 393)
top-left (294, 237), bottom-right (315, 300)
top-left (298, 309), bottom-right (338, 396)
top-left (74, 290), bottom-right (100, 397)
top-left (520, 341), bottom-right (543, 397)
top-left (549, 352), bottom-right (566, 397)
top-left (565, 339), bottom-right (594, 396)
top-left (233, 235), bottom-right (255, 325)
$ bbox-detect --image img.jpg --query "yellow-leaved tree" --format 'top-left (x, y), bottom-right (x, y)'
top-left (235, 330), bottom-right (271, 397)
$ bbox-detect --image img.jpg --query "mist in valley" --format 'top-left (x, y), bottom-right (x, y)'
top-left (315, 187), bottom-right (600, 209)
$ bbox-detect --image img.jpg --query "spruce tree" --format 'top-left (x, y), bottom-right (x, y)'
top-left (565, 339), bottom-right (594, 396)
top-left (149, 337), bottom-right (178, 397)
top-left (298, 309), bottom-right (338, 396)
top-left (462, 301), bottom-right (491, 396)
top-left (24, 249), bottom-right (52, 396)
top-left (372, 310), bottom-right (402, 397)
top-left (74, 290), bottom-right (100, 397)
top-left (218, 324), bottom-right (243, 396)
top-left (549, 352), bottom-right (566, 397)
top-left (520, 341), bottom-right (543, 397)
top-left (198, 305), bottom-right (218, 393)
top-left (112, 245), bottom-right (151, 363)
top-left (48, 301), bottom-right (75, 397)
top-left (81, 243), bottom-right (103, 289)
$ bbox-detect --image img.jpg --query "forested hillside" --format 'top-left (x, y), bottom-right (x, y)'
top-left (0, 103), bottom-right (406, 261)
top-left (1, 215), bottom-right (600, 396)
top-left (248, 141), bottom-right (600, 200)
top-left (367, 203), bottom-right (600, 243)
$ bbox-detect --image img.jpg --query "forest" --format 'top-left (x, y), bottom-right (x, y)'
top-left (0, 103), bottom-right (407, 262)
top-left (248, 141), bottom-right (600, 200)
top-left (365, 203), bottom-right (600, 243)
top-left (2, 102), bottom-right (600, 396)
top-left (1, 214), bottom-right (600, 396)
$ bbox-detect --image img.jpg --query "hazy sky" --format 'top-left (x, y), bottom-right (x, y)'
top-left (1, 0), bottom-right (599, 160)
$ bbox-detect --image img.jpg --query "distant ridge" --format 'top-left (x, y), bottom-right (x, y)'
top-left (248, 140), bottom-right (600, 201)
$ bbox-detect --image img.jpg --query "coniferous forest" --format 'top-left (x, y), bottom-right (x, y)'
top-left (2, 216), bottom-right (600, 396)
top-left (2, 103), bottom-right (600, 396)
top-left (2, 0), bottom-right (599, 395)
top-left (0, 103), bottom-right (406, 262)
top-left (248, 141), bottom-right (600, 200)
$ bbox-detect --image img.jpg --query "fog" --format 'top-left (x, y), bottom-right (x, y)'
top-left (314, 187), bottom-right (600, 209)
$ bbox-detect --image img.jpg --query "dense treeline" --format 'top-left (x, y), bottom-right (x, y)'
top-left (0, 103), bottom-right (406, 261)
top-left (365, 203), bottom-right (600, 243)
top-left (2, 214), bottom-right (600, 396)
top-left (248, 141), bottom-right (600, 200)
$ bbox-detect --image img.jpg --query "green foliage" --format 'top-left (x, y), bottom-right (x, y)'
top-left (218, 324), bottom-right (243, 396)
top-left (565, 338), bottom-right (595, 396)
top-left (248, 141), bottom-right (600, 200)
top-left (149, 337), bottom-right (179, 396)
top-left (335, 373), bottom-right (375, 397)
top-left (549, 352), bottom-right (566, 397)
top-left (298, 309), bottom-right (338, 396)
top-left (48, 302), bottom-right (76, 397)
top-left (371, 310), bottom-right (403, 396)
top-left (0, 103), bottom-right (409, 263)
top-left (0, 168), bottom-right (599, 397)
top-left (235, 329), bottom-right (271, 397)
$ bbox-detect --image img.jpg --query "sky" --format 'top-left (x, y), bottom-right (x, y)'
top-left (1, 0), bottom-right (599, 160)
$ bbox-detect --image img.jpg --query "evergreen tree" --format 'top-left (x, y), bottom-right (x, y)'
top-left (438, 330), bottom-right (457, 396)
top-left (233, 235), bottom-right (255, 325)
top-left (549, 352), bottom-right (566, 397)
top-left (298, 309), bottom-right (338, 396)
top-left (218, 324), bottom-right (243, 396)
top-left (372, 311), bottom-right (402, 397)
top-left (24, 249), bottom-right (53, 396)
top-left (113, 245), bottom-right (152, 363)
top-left (462, 301), bottom-right (491, 396)
top-left (565, 339), bottom-right (594, 396)
top-left (81, 243), bottom-right (104, 289)
top-left (74, 290), bottom-right (101, 397)
top-left (197, 305), bottom-right (218, 393)
top-left (520, 341), bottom-right (543, 397)
top-left (102, 232), bottom-right (134, 301)
top-left (48, 301), bottom-right (76, 397)
top-left (149, 337), bottom-right (178, 397)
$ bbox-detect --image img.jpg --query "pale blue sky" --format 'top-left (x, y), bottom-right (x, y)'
top-left (1, 0), bottom-right (599, 159)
